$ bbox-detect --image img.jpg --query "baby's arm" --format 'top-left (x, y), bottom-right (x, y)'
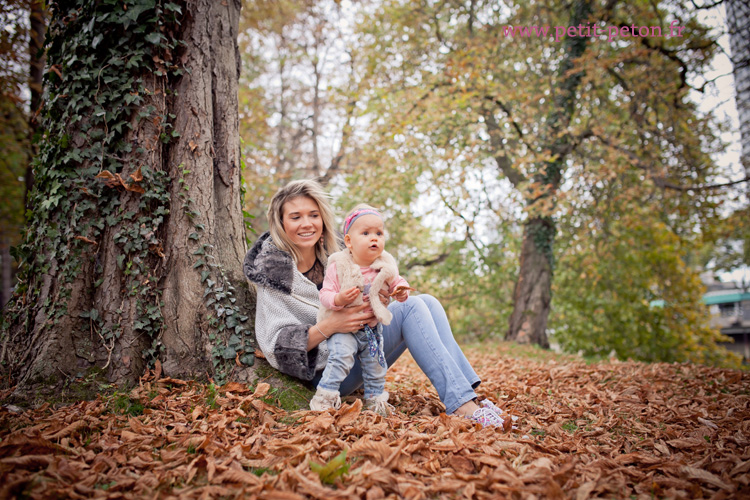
top-left (319, 262), bottom-right (344, 310)
top-left (320, 262), bottom-right (361, 310)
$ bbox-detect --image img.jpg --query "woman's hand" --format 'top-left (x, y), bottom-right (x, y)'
top-left (320, 303), bottom-right (376, 334)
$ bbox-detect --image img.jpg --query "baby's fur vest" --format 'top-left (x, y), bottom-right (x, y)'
top-left (317, 249), bottom-right (398, 325)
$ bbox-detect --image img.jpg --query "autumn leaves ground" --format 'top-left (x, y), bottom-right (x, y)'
top-left (1, 342), bottom-right (749, 499)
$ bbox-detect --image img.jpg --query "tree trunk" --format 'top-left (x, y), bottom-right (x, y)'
top-left (506, 217), bottom-right (552, 348)
top-left (1, 234), bottom-right (10, 310)
top-left (160, 0), bottom-right (251, 381)
top-left (3, 0), bottom-right (256, 397)
top-left (25, 0), bottom-right (46, 209)
top-left (505, 0), bottom-right (591, 347)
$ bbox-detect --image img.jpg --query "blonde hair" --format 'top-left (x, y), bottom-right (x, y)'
top-left (267, 179), bottom-right (340, 264)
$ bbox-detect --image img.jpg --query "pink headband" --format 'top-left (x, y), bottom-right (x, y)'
top-left (343, 209), bottom-right (382, 234)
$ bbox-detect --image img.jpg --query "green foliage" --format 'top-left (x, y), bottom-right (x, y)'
top-left (551, 209), bottom-right (741, 368)
top-left (309, 450), bottom-right (349, 485)
top-left (206, 382), bottom-right (218, 409)
top-left (0, 95), bottom-right (28, 255)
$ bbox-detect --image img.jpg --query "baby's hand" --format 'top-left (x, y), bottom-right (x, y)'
top-left (390, 285), bottom-right (414, 303)
top-left (335, 286), bottom-right (361, 307)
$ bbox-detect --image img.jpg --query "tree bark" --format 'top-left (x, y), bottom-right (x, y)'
top-left (507, 218), bottom-right (553, 348)
top-left (505, 0), bottom-right (592, 346)
top-left (4, 0), bottom-right (256, 397)
top-left (160, 0), bottom-right (251, 380)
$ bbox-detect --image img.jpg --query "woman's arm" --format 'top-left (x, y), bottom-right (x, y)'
top-left (306, 303), bottom-right (377, 350)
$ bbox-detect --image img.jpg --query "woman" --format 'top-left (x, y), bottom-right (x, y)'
top-left (243, 179), bottom-right (505, 427)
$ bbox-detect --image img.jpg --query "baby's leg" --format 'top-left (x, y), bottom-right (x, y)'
top-left (311, 333), bottom-right (358, 411)
top-left (317, 332), bottom-right (358, 393)
top-left (357, 330), bottom-right (387, 400)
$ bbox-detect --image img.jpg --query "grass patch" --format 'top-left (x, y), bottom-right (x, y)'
top-left (107, 392), bottom-right (145, 416)
top-left (206, 383), bottom-right (218, 410)
top-left (562, 420), bottom-right (578, 433)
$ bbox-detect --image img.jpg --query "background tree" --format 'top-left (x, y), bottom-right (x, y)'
top-left (238, 0), bottom-right (364, 233)
top-left (2, 0), bottom-right (257, 396)
top-left (336, 0), bottom-right (739, 364)
top-left (0, 0), bottom-right (45, 310)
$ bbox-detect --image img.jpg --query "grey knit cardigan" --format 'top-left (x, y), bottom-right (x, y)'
top-left (243, 232), bottom-right (329, 381)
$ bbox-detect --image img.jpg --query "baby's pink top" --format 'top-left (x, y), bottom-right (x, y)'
top-left (319, 261), bottom-right (409, 310)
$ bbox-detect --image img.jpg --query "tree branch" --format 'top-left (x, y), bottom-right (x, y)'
top-left (481, 105), bottom-right (528, 188)
top-left (593, 133), bottom-right (749, 192)
top-left (404, 250), bottom-right (452, 270)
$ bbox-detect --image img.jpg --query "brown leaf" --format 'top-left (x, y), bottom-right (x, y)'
top-left (129, 166), bottom-right (143, 183)
top-left (731, 460), bottom-right (750, 477)
top-left (215, 468), bottom-right (261, 486)
top-left (253, 382), bottom-right (270, 398)
top-left (309, 412), bottom-right (335, 432)
top-left (44, 421), bottom-right (86, 441)
top-left (336, 398), bottom-right (362, 426)
top-left (221, 381), bottom-right (252, 394)
top-left (73, 235), bottom-right (97, 245)
top-left (351, 438), bottom-right (393, 462)
top-left (123, 181), bottom-right (145, 194)
top-left (666, 438), bottom-right (704, 449)
top-left (0, 455), bottom-right (54, 469)
top-left (449, 455), bottom-right (475, 474)
top-left (682, 466), bottom-right (733, 491)
top-left (576, 481), bottom-right (597, 500)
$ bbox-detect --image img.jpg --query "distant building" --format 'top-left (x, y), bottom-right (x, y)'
top-left (705, 280), bottom-right (750, 362)
top-left (726, 0), bottom-right (750, 169)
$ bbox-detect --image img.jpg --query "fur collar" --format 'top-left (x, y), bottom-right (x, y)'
top-left (244, 232), bottom-right (295, 295)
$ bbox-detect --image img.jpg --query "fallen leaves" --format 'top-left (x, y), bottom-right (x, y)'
top-left (1, 343), bottom-right (749, 499)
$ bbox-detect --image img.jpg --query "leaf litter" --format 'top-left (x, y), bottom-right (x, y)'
top-left (1, 343), bottom-right (748, 499)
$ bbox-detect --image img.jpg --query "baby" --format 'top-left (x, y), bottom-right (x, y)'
top-left (309, 204), bottom-right (411, 416)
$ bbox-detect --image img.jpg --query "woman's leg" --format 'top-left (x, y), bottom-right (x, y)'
top-left (416, 294), bottom-right (481, 389)
top-left (339, 295), bottom-right (478, 414)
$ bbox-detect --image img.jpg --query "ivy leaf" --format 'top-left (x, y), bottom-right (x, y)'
top-left (145, 32), bottom-right (162, 45)
top-left (165, 2), bottom-right (182, 13)
top-left (226, 316), bottom-right (238, 328)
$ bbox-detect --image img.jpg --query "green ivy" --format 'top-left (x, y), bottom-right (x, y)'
top-left (178, 166), bottom-right (254, 385)
top-left (7, 0), bottom-right (182, 369)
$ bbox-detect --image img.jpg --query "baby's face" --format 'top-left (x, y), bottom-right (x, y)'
top-left (345, 214), bottom-right (385, 266)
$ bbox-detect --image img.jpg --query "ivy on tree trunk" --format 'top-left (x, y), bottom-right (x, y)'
top-left (3, 0), bottom-right (256, 396)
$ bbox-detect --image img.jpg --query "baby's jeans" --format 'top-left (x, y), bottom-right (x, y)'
top-left (316, 328), bottom-right (386, 399)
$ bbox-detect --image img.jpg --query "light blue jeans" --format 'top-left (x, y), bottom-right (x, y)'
top-left (316, 327), bottom-right (387, 400)
top-left (312, 294), bottom-right (480, 414)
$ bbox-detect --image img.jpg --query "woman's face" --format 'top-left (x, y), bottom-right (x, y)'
top-left (282, 196), bottom-right (324, 254)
